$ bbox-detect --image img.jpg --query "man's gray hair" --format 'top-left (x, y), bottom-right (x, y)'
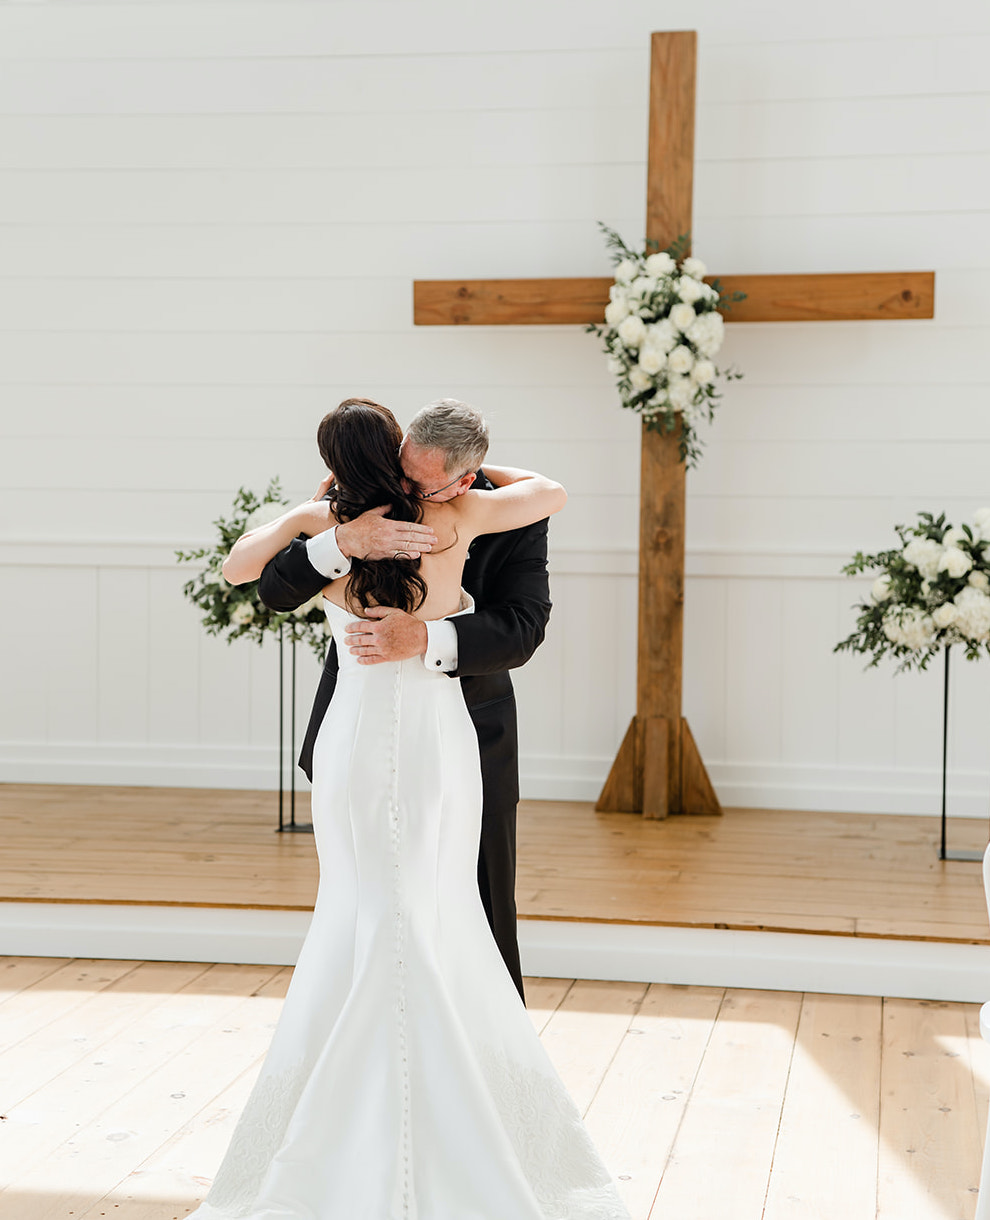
top-left (407, 398), bottom-right (490, 475)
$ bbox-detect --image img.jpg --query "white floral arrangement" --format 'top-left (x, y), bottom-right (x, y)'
top-left (586, 225), bottom-right (744, 466)
top-left (176, 478), bottom-right (329, 663)
top-left (835, 510), bottom-right (990, 672)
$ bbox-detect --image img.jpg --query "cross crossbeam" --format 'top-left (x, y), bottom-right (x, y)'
top-left (414, 271), bottom-right (934, 327)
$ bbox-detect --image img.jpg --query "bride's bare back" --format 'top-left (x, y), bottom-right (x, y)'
top-left (322, 471), bottom-right (567, 620)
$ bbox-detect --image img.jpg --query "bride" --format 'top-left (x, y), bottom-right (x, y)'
top-left (192, 398), bottom-right (631, 1220)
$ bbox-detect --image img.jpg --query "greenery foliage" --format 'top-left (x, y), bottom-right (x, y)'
top-left (175, 478), bottom-right (329, 664)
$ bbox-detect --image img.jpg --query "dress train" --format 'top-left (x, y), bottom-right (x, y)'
top-left (188, 596), bottom-right (630, 1219)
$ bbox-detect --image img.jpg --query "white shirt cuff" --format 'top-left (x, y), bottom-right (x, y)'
top-left (305, 528), bottom-right (351, 581)
top-left (423, 618), bottom-right (459, 674)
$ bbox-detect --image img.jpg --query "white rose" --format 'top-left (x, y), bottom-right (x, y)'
top-left (938, 546), bottom-right (973, 579)
top-left (638, 348), bottom-right (665, 375)
top-left (617, 314), bottom-right (647, 349)
top-left (614, 259), bottom-right (637, 284)
top-left (676, 276), bottom-right (706, 305)
top-left (882, 606), bottom-right (934, 651)
top-left (670, 302), bottom-right (697, 332)
top-left (913, 612), bottom-right (936, 649)
top-left (932, 602), bottom-right (958, 629)
top-left (881, 610), bottom-right (903, 646)
top-left (871, 575), bottom-right (892, 603)
top-left (973, 507), bottom-right (990, 539)
top-left (630, 275), bottom-right (659, 300)
top-left (644, 319), bottom-right (677, 354)
top-left (667, 344), bottom-right (695, 375)
top-left (644, 251), bottom-right (676, 276)
top-left (942, 527), bottom-right (966, 549)
top-left (968, 570), bottom-right (990, 592)
top-left (629, 367), bottom-right (652, 393)
top-left (604, 298), bottom-right (630, 326)
top-left (230, 600), bottom-right (255, 626)
top-left (691, 358), bottom-right (715, 385)
top-left (606, 355), bottom-right (625, 376)
top-left (686, 310), bottom-right (724, 356)
top-left (902, 536), bottom-right (943, 581)
top-left (681, 256), bottom-right (707, 279)
top-left (953, 586), bottom-right (990, 641)
top-left (667, 375), bottom-right (694, 411)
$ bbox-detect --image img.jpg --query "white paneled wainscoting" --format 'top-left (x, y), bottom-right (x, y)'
top-left (4, 537), bottom-right (990, 818)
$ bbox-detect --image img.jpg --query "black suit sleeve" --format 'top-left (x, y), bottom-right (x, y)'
top-left (258, 536), bottom-right (329, 612)
top-left (450, 518), bottom-right (552, 678)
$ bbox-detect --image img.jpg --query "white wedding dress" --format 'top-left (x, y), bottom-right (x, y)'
top-left (189, 595), bottom-right (631, 1220)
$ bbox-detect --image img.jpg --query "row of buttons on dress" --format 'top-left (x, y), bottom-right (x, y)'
top-left (388, 662), bottom-right (412, 1216)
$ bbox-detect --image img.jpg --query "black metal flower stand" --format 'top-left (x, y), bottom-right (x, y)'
top-left (277, 624), bottom-right (313, 834)
top-left (938, 646), bottom-right (987, 861)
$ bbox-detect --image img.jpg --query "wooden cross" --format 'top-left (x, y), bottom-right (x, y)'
top-left (413, 31), bottom-right (935, 819)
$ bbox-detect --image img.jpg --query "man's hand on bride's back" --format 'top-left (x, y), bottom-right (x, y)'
top-left (335, 506), bottom-right (437, 562)
top-left (344, 607), bottom-right (429, 665)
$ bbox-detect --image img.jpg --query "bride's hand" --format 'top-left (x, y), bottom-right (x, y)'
top-left (311, 473), bottom-right (334, 501)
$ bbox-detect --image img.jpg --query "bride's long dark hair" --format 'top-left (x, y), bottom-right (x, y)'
top-left (317, 398), bottom-right (427, 615)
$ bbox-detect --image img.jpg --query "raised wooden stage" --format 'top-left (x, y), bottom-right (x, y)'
top-left (2, 782), bottom-right (987, 944)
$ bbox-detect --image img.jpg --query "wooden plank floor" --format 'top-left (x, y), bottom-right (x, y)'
top-left (0, 956), bottom-right (985, 1219)
top-left (1, 783), bottom-right (988, 943)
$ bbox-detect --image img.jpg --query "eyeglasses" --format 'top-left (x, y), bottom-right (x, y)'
top-left (418, 471), bottom-right (471, 500)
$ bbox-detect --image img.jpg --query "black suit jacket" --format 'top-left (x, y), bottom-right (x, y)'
top-left (257, 472), bottom-right (552, 781)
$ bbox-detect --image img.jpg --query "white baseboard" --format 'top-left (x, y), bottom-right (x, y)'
top-left (1, 903), bottom-right (987, 1004)
top-left (3, 743), bottom-right (989, 818)
top-left (522, 754), bottom-right (990, 817)
top-left (0, 743), bottom-right (308, 792)
top-left (709, 760), bottom-right (990, 818)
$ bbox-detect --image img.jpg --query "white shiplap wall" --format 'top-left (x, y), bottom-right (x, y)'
top-left (2, 0), bottom-right (990, 816)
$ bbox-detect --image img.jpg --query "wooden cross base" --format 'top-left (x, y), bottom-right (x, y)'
top-left (596, 715), bottom-right (719, 818)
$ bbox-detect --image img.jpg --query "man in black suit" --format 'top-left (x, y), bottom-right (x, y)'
top-left (258, 399), bottom-right (551, 1005)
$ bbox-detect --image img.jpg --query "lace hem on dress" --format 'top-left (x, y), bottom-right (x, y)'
top-left (198, 1057), bottom-right (307, 1217)
top-left (477, 1043), bottom-right (631, 1220)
